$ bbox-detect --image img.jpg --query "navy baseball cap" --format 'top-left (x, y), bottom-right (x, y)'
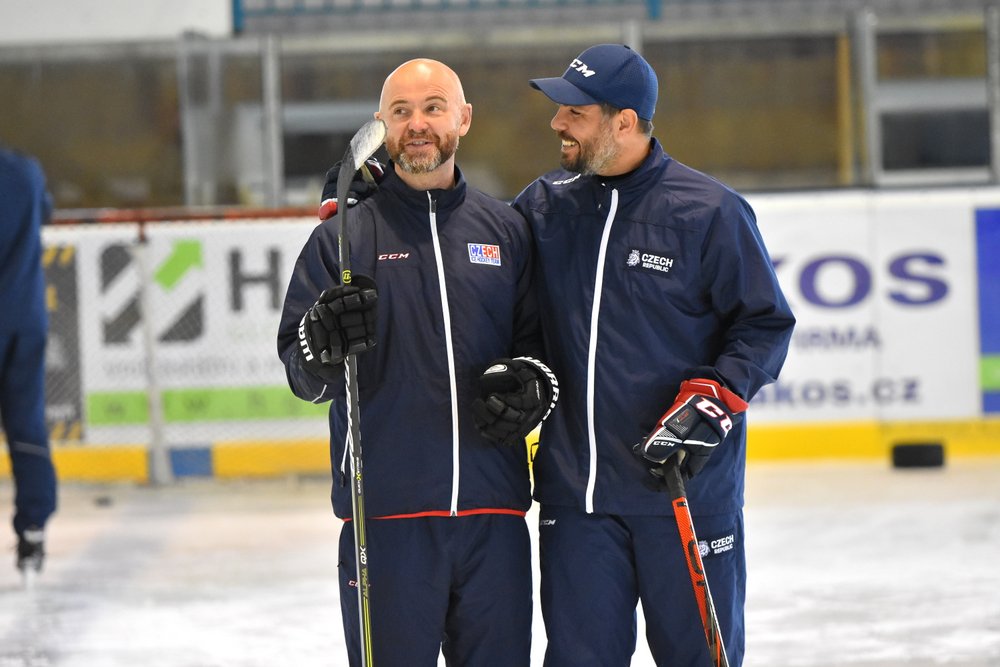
top-left (529, 44), bottom-right (658, 121)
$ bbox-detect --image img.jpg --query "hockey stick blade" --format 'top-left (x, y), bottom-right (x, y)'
top-left (337, 118), bottom-right (386, 286)
top-left (352, 119), bottom-right (387, 173)
top-left (663, 457), bottom-right (730, 667)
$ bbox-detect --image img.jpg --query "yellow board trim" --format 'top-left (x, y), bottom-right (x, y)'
top-left (54, 446), bottom-right (149, 482)
top-left (213, 439), bottom-right (329, 477)
top-left (3, 421), bottom-right (998, 483)
top-left (13, 446), bottom-right (151, 483)
top-left (748, 419), bottom-right (1000, 460)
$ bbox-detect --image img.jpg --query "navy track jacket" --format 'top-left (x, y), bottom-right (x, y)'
top-left (513, 139), bottom-right (795, 517)
top-left (278, 165), bottom-right (541, 520)
top-left (0, 148), bottom-right (51, 334)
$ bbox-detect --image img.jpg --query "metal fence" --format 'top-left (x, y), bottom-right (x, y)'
top-left (1, 3), bottom-right (996, 208)
top-left (233, 0), bottom-right (994, 29)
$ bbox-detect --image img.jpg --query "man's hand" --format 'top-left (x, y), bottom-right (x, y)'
top-left (633, 378), bottom-right (748, 479)
top-left (472, 357), bottom-right (559, 446)
top-left (318, 158), bottom-right (385, 220)
top-left (298, 275), bottom-right (378, 379)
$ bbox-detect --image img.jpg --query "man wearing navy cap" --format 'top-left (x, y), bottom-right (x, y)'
top-left (514, 44), bottom-right (795, 666)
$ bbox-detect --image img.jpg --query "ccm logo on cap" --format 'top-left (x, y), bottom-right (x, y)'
top-left (570, 59), bottom-right (596, 77)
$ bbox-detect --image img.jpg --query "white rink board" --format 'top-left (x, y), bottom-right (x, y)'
top-left (39, 187), bottom-right (1000, 449)
top-left (41, 219), bottom-right (329, 447)
top-left (747, 187), bottom-right (998, 424)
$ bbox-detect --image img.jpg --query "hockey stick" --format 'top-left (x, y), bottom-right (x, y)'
top-left (663, 456), bottom-right (730, 667)
top-left (336, 118), bottom-right (386, 667)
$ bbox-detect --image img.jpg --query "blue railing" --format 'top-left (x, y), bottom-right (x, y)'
top-left (233, 0), bottom-right (660, 31)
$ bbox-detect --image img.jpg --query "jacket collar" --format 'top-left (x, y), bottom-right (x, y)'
top-left (380, 161), bottom-right (468, 212)
top-left (591, 138), bottom-right (668, 197)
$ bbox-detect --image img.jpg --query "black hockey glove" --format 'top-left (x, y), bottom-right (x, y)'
top-left (298, 275), bottom-right (378, 378)
top-left (472, 357), bottom-right (559, 446)
top-left (632, 378), bottom-right (749, 479)
top-left (317, 158), bottom-right (385, 220)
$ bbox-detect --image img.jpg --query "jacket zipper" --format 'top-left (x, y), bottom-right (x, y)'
top-left (427, 194), bottom-right (461, 516)
top-left (339, 429), bottom-right (350, 487)
top-left (585, 187), bottom-right (619, 514)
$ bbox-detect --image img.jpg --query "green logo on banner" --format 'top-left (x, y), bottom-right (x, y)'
top-left (88, 386), bottom-right (328, 425)
top-left (155, 240), bottom-right (203, 290)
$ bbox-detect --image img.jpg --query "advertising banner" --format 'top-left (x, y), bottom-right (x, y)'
top-left (140, 220), bottom-right (328, 442)
top-left (41, 189), bottom-right (1000, 454)
top-left (748, 188), bottom-right (1000, 424)
top-left (43, 219), bottom-right (330, 447)
top-left (43, 224), bottom-right (145, 445)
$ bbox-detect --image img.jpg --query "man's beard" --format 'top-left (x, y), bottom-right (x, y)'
top-left (560, 119), bottom-right (618, 176)
top-left (388, 131), bottom-right (460, 174)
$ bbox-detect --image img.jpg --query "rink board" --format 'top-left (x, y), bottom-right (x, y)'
top-left (2, 187), bottom-right (1000, 482)
top-left (3, 419), bottom-right (999, 483)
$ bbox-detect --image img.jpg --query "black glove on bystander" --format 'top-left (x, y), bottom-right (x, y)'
top-left (298, 275), bottom-right (378, 379)
top-left (472, 357), bottom-right (559, 446)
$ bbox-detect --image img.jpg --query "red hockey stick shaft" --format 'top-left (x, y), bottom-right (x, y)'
top-left (663, 458), bottom-right (730, 667)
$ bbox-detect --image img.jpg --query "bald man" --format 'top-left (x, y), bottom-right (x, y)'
top-left (277, 59), bottom-right (556, 666)
top-left (377, 59), bottom-right (471, 187)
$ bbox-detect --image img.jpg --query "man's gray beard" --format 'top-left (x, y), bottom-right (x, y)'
top-left (562, 121), bottom-right (618, 176)
top-left (394, 135), bottom-right (459, 175)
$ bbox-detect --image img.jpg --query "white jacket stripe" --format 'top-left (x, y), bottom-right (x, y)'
top-left (428, 193), bottom-right (462, 517)
top-left (585, 189), bottom-right (619, 514)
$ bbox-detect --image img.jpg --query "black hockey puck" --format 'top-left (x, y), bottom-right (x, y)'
top-left (891, 443), bottom-right (945, 468)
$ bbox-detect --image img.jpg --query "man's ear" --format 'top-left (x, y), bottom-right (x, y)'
top-left (618, 109), bottom-right (640, 134)
top-left (458, 103), bottom-right (473, 137)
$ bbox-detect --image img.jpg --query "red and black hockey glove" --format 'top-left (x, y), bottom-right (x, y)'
top-left (298, 275), bottom-right (378, 380)
top-left (472, 357), bottom-right (559, 446)
top-left (633, 378), bottom-right (749, 479)
top-left (318, 158), bottom-right (385, 220)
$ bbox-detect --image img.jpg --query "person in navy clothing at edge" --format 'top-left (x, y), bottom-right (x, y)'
top-left (513, 45), bottom-right (795, 666)
top-left (0, 145), bottom-right (58, 580)
top-left (276, 59), bottom-right (558, 667)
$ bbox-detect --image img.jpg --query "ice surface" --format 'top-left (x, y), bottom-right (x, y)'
top-left (1, 459), bottom-right (998, 666)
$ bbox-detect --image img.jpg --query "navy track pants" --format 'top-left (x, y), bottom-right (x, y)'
top-left (0, 331), bottom-right (57, 534)
top-left (538, 505), bottom-right (745, 667)
top-left (338, 512), bottom-right (532, 667)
